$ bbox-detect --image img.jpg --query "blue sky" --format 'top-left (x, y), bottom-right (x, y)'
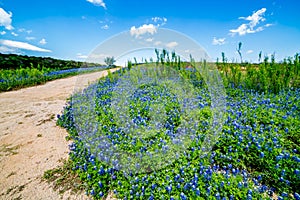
top-left (0, 0), bottom-right (299, 64)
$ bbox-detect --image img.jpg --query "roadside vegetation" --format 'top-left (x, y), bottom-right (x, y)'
top-left (51, 48), bottom-right (300, 199)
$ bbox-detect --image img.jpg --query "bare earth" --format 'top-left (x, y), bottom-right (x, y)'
top-left (0, 69), bottom-right (119, 200)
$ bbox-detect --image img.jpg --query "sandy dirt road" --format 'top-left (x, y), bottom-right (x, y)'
top-left (0, 69), bottom-right (119, 200)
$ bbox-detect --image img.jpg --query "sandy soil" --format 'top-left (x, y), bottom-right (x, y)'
top-left (0, 69), bottom-right (119, 200)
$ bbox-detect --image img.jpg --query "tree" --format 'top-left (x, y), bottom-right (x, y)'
top-left (104, 56), bottom-right (116, 66)
top-left (258, 51), bottom-right (262, 63)
top-left (236, 42), bottom-right (243, 63)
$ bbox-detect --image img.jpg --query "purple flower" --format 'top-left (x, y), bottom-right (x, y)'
top-left (98, 181), bottom-right (103, 188)
top-left (257, 175), bottom-right (262, 181)
top-left (180, 192), bottom-right (187, 200)
top-left (166, 185), bottom-right (172, 193)
top-left (99, 191), bottom-right (104, 197)
top-left (282, 192), bottom-right (288, 197)
top-left (238, 182), bottom-right (243, 188)
top-left (90, 189), bottom-right (95, 196)
top-left (284, 127), bottom-right (289, 133)
top-left (294, 192), bottom-right (300, 200)
top-left (259, 152), bottom-right (264, 158)
top-left (216, 193), bottom-right (220, 200)
top-left (195, 188), bottom-right (200, 196)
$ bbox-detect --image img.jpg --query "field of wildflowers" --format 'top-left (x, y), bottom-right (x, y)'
top-left (57, 50), bottom-right (299, 199)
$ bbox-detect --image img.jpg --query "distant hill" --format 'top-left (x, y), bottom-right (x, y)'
top-left (0, 53), bottom-right (98, 70)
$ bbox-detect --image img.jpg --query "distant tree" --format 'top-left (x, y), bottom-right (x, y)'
top-left (104, 56), bottom-right (116, 66)
top-left (155, 48), bottom-right (160, 65)
top-left (258, 51), bottom-right (262, 63)
top-left (236, 42), bottom-right (243, 63)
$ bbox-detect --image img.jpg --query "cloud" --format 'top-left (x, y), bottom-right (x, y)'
top-left (0, 31), bottom-right (6, 35)
top-left (246, 50), bottom-right (254, 54)
top-left (151, 17), bottom-right (167, 26)
top-left (130, 17), bottom-right (167, 38)
top-left (154, 41), bottom-right (162, 46)
top-left (18, 28), bottom-right (32, 34)
top-left (230, 8), bottom-right (269, 36)
top-left (0, 39), bottom-right (51, 52)
top-left (26, 36), bottom-right (35, 41)
top-left (130, 24), bottom-right (157, 38)
top-left (145, 38), bottom-right (154, 42)
top-left (239, 8), bottom-right (266, 28)
top-left (39, 38), bottom-right (47, 45)
top-left (0, 8), bottom-right (13, 30)
top-left (77, 53), bottom-right (88, 59)
top-left (86, 0), bottom-right (106, 9)
top-left (265, 23), bottom-right (273, 27)
top-left (101, 24), bottom-right (109, 30)
top-left (165, 41), bottom-right (178, 48)
top-left (212, 37), bottom-right (226, 45)
top-left (0, 45), bottom-right (17, 53)
top-left (11, 32), bottom-right (18, 36)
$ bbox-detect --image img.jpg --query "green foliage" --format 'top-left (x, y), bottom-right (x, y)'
top-left (0, 53), bottom-right (93, 70)
top-left (0, 53), bottom-right (110, 92)
top-left (127, 60), bottom-right (132, 70)
top-left (217, 52), bottom-right (300, 93)
top-left (104, 56), bottom-right (116, 66)
top-left (43, 159), bottom-right (86, 195)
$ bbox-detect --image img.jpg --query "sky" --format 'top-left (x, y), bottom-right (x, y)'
top-left (0, 0), bottom-right (300, 64)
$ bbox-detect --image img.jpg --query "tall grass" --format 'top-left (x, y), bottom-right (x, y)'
top-left (217, 52), bottom-right (300, 93)
top-left (129, 49), bottom-right (299, 94)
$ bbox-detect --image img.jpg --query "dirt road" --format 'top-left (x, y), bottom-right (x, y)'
top-left (0, 69), bottom-right (119, 200)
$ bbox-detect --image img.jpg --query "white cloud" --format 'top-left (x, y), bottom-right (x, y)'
top-left (77, 53), bottom-right (88, 59)
top-left (18, 28), bottom-right (32, 34)
top-left (265, 23), bottom-right (273, 27)
top-left (239, 8), bottom-right (266, 29)
top-left (26, 36), bottom-right (35, 41)
top-left (11, 32), bottom-right (18, 36)
top-left (165, 41), bottom-right (178, 48)
top-left (0, 45), bottom-right (17, 53)
top-left (89, 53), bottom-right (111, 59)
top-left (151, 17), bottom-right (167, 26)
top-left (0, 39), bottom-right (51, 52)
top-left (154, 41), bottom-right (162, 46)
top-left (145, 38), bottom-right (154, 42)
top-left (246, 50), bottom-right (254, 54)
top-left (101, 24), bottom-right (109, 30)
top-left (230, 24), bottom-right (251, 36)
top-left (212, 37), bottom-right (226, 45)
top-left (0, 8), bottom-right (13, 30)
top-left (0, 31), bottom-right (6, 35)
top-left (130, 24), bottom-right (157, 38)
top-left (230, 8), bottom-right (269, 36)
top-left (86, 0), bottom-right (106, 9)
top-left (130, 17), bottom-right (167, 39)
top-left (39, 38), bottom-right (47, 45)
